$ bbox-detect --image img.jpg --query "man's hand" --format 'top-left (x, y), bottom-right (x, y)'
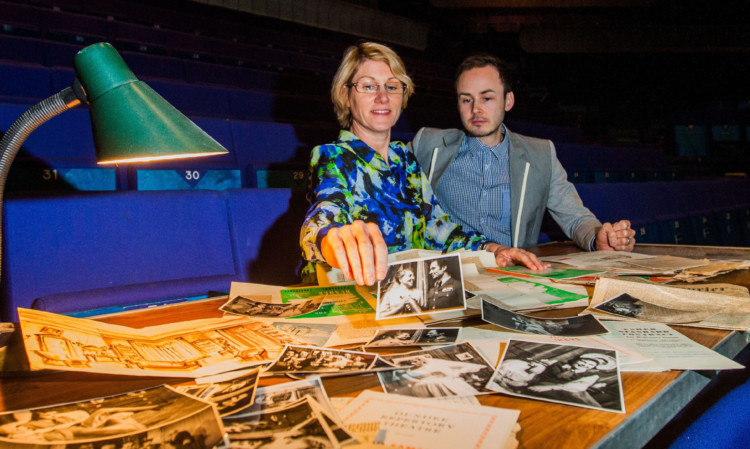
top-left (595, 220), bottom-right (636, 251)
top-left (485, 243), bottom-right (551, 271)
top-left (320, 220), bottom-right (388, 285)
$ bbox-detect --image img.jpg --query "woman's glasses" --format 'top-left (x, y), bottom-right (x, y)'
top-left (348, 80), bottom-right (405, 95)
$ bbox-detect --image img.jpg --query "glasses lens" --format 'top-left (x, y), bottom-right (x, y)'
top-left (356, 82), bottom-right (378, 93)
top-left (353, 81), bottom-right (404, 94)
top-left (385, 82), bottom-right (404, 94)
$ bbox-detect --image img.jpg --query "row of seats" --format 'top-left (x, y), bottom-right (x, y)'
top-left (1, 188), bottom-right (309, 322)
top-left (5, 177), bottom-right (749, 323)
top-left (2, 95), bottom-right (687, 195)
top-left (0, 54), bottom-right (455, 129)
top-left (574, 179), bottom-right (750, 247)
top-left (0, 1), bottom-right (455, 94)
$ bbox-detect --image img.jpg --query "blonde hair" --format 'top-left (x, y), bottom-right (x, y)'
top-left (331, 42), bottom-right (414, 129)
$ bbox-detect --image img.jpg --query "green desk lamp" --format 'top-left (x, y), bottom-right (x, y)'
top-left (0, 42), bottom-right (230, 285)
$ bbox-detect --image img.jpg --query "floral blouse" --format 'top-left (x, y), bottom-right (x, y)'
top-left (300, 130), bottom-right (487, 263)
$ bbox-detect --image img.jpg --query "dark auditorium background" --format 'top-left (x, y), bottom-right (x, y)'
top-left (1, 0), bottom-right (749, 242)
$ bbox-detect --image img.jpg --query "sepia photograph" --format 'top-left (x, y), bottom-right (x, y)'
top-left (17, 308), bottom-right (309, 378)
top-left (487, 340), bottom-right (625, 413)
top-left (482, 299), bottom-right (609, 336)
top-left (0, 385), bottom-right (225, 448)
top-left (223, 396), bottom-right (338, 448)
top-left (220, 295), bottom-right (323, 318)
top-left (376, 253), bottom-right (466, 320)
top-left (264, 345), bottom-right (378, 375)
top-left (377, 342), bottom-right (494, 398)
top-left (174, 368), bottom-right (261, 417)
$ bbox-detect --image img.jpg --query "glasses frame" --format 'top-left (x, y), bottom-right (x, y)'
top-left (347, 80), bottom-right (406, 95)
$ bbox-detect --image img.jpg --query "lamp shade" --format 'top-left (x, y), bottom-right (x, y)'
top-left (73, 43), bottom-right (229, 164)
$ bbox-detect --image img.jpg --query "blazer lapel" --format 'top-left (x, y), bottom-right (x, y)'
top-left (508, 129), bottom-right (531, 247)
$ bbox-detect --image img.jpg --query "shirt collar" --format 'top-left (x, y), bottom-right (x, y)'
top-left (461, 123), bottom-right (509, 158)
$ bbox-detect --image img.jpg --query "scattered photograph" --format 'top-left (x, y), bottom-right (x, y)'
top-left (222, 396), bottom-right (340, 448)
top-left (220, 295), bottom-right (323, 318)
top-left (377, 342), bottom-right (495, 398)
top-left (365, 328), bottom-right (461, 347)
top-left (482, 299), bottom-right (609, 336)
top-left (0, 385), bottom-right (225, 447)
top-left (174, 367), bottom-right (260, 416)
top-left (271, 322), bottom-right (337, 347)
top-left (230, 376), bottom-right (336, 418)
top-left (594, 292), bottom-right (713, 324)
top-left (376, 253), bottom-right (466, 320)
top-left (487, 340), bottom-right (624, 413)
top-left (264, 345), bottom-right (378, 375)
top-left (416, 328), bottom-right (461, 345)
top-left (18, 308), bottom-right (309, 378)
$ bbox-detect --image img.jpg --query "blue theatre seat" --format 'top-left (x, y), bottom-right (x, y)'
top-left (668, 377), bottom-right (750, 449)
top-left (225, 188), bottom-right (307, 286)
top-left (1, 190), bottom-right (239, 322)
top-left (1, 188), bottom-right (308, 321)
top-left (0, 64), bottom-right (51, 102)
top-left (0, 35), bottom-right (45, 65)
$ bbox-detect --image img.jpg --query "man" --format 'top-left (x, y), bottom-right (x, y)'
top-left (410, 54), bottom-right (635, 267)
top-left (425, 259), bottom-right (463, 310)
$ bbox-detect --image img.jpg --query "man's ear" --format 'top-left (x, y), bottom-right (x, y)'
top-left (504, 91), bottom-right (515, 112)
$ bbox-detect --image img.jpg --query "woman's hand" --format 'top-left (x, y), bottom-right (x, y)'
top-left (484, 243), bottom-right (550, 271)
top-left (320, 220), bottom-right (388, 285)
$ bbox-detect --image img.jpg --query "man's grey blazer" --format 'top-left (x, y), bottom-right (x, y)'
top-left (410, 126), bottom-right (601, 250)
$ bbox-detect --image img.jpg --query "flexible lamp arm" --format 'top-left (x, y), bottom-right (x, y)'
top-left (0, 81), bottom-right (87, 286)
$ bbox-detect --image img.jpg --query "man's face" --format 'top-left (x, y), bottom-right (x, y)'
top-left (429, 261), bottom-right (446, 280)
top-left (456, 66), bottom-right (514, 147)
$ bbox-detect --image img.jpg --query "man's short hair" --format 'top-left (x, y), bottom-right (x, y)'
top-left (455, 53), bottom-right (513, 94)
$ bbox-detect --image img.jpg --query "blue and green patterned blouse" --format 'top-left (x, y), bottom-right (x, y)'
top-left (300, 130), bottom-right (488, 263)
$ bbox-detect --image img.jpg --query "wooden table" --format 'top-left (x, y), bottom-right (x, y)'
top-left (1, 242), bottom-right (748, 449)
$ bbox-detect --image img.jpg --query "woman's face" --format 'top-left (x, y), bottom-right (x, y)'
top-left (347, 59), bottom-right (403, 140)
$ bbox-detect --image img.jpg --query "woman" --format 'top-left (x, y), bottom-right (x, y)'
top-left (300, 42), bottom-right (544, 286)
top-left (378, 265), bottom-right (422, 318)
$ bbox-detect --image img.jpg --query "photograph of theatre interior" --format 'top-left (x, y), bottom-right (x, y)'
top-left (1, 0), bottom-right (749, 448)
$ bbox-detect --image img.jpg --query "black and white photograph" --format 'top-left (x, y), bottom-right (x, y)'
top-left (365, 327), bottom-right (460, 347)
top-left (264, 345), bottom-right (378, 375)
top-left (417, 327), bottom-right (461, 345)
top-left (231, 377), bottom-right (336, 418)
top-left (175, 368), bottom-right (260, 417)
top-left (482, 299), bottom-right (609, 336)
top-left (594, 292), bottom-right (713, 324)
top-left (376, 253), bottom-right (466, 320)
top-left (0, 385), bottom-right (225, 448)
top-left (222, 396), bottom-right (338, 449)
top-left (220, 295), bottom-right (323, 318)
top-left (271, 322), bottom-right (337, 347)
top-left (487, 340), bottom-right (625, 413)
top-left (377, 342), bottom-right (495, 398)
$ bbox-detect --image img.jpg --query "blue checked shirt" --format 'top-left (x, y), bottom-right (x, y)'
top-left (435, 129), bottom-right (512, 246)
